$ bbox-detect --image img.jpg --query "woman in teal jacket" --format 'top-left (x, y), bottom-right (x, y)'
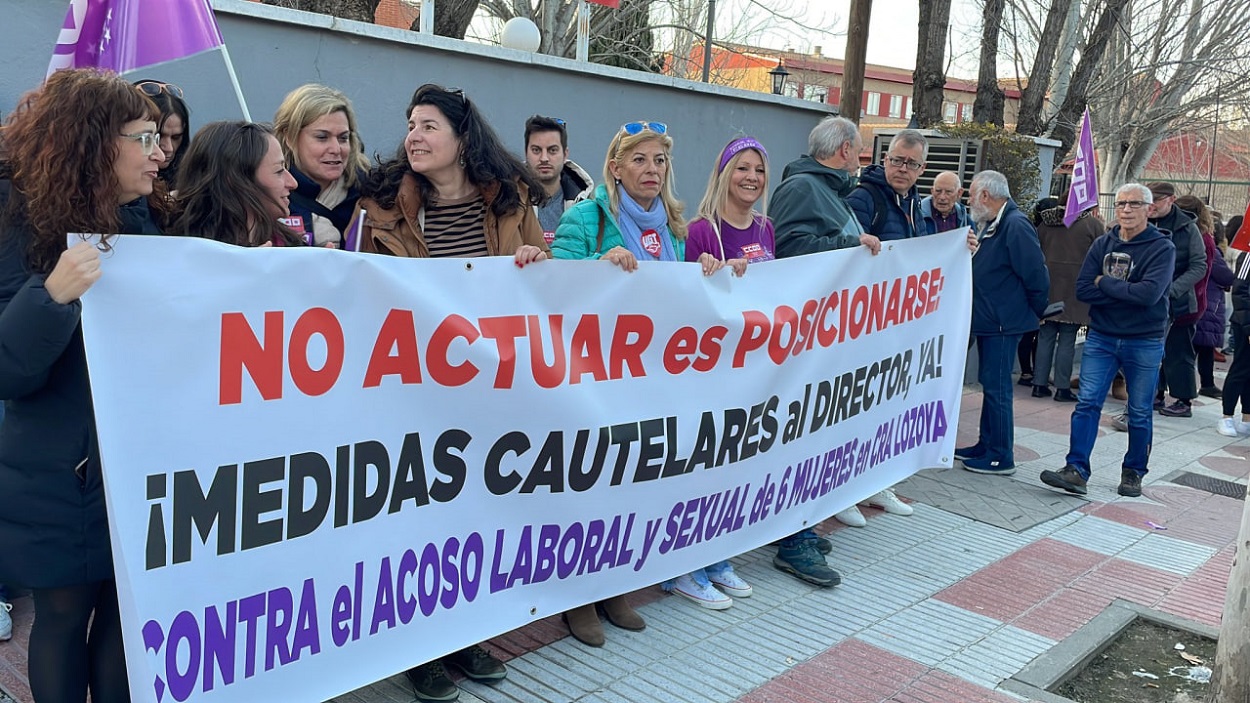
top-left (552, 121), bottom-right (686, 269)
top-left (551, 121), bottom-right (696, 647)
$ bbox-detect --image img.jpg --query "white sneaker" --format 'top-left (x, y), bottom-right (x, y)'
top-left (834, 505), bottom-right (867, 527)
top-left (705, 563), bottom-right (752, 598)
top-left (864, 489), bottom-right (913, 516)
top-left (0, 601), bottom-right (11, 641)
top-left (1237, 419), bottom-right (1250, 437)
top-left (665, 572), bottom-right (732, 610)
top-left (1218, 418), bottom-right (1240, 437)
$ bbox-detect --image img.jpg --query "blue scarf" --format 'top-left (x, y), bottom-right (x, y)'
top-left (617, 189), bottom-right (677, 262)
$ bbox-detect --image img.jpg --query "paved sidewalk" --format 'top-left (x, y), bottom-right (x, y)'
top-left (0, 374), bottom-right (1243, 703)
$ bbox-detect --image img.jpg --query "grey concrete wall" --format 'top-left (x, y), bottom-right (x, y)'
top-left (2, 0), bottom-right (830, 203)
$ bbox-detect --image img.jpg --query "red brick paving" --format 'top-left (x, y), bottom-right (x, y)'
top-left (1156, 546), bottom-right (1235, 628)
top-left (736, 639), bottom-right (1027, 703)
top-left (1012, 587), bottom-right (1117, 641)
top-left (933, 539), bottom-right (1105, 622)
top-left (1068, 558), bottom-right (1182, 607)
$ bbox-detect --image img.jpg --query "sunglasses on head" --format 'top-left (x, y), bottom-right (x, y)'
top-left (620, 121), bottom-right (667, 136)
top-left (136, 81), bottom-right (184, 99)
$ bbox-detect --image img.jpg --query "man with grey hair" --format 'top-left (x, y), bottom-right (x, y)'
top-left (773, 115), bottom-right (881, 258)
top-left (1041, 183), bottom-right (1175, 498)
top-left (922, 171), bottom-right (971, 235)
top-left (769, 115), bottom-right (878, 589)
top-left (955, 170), bottom-right (1050, 476)
top-left (848, 129), bottom-right (928, 240)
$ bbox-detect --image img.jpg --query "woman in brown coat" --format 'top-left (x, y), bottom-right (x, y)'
top-left (357, 84), bottom-right (548, 265)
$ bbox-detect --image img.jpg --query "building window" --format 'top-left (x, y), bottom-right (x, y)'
top-left (904, 97), bottom-right (912, 119)
top-left (943, 102), bottom-right (958, 122)
top-left (783, 82), bottom-right (799, 98)
top-left (888, 94), bottom-right (903, 119)
top-left (808, 86), bottom-right (828, 104)
top-left (867, 91), bottom-right (881, 116)
top-left (961, 103), bottom-right (973, 122)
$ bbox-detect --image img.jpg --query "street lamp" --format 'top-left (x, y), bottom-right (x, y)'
top-left (769, 59), bottom-right (790, 96)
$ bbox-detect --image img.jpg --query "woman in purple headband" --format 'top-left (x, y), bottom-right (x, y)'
top-left (663, 136), bottom-right (775, 610)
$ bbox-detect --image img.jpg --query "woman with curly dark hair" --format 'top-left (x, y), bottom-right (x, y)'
top-left (173, 120), bottom-right (303, 247)
top-left (0, 68), bottom-right (168, 703)
top-left (358, 83), bottom-right (548, 265)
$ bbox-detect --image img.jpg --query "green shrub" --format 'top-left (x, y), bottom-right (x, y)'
top-left (939, 122), bottom-right (1042, 216)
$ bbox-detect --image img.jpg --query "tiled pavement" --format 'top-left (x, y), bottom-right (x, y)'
top-left (0, 371), bottom-right (1244, 703)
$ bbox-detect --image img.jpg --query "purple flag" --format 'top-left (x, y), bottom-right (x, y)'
top-left (1064, 107), bottom-right (1098, 227)
top-left (47, 0), bottom-right (224, 78)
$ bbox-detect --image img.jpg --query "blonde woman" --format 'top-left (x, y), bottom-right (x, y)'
top-left (273, 83), bottom-right (370, 248)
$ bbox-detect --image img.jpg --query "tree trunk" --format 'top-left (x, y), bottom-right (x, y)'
top-left (590, 0), bottom-right (657, 72)
top-left (1044, 0), bottom-right (1084, 125)
top-left (840, 0), bottom-right (873, 124)
top-left (1048, 0), bottom-right (1130, 157)
top-left (1015, 0), bottom-right (1072, 135)
top-left (1208, 488), bottom-right (1250, 701)
top-left (265, 0), bottom-right (380, 22)
top-left (408, 0), bottom-right (481, 38)
top-left (912, 0), bottom-right (951, 128)
top-left (973, 0), bottom-right (1005, 126)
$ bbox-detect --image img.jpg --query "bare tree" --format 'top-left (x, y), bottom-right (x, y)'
top-left (1013, 0), bottom-right (1071, 135)
top-left (264, 0), bottom-right (379, 22)
top-left (972, 0), bottom-right (1005, 125)
top-left (1089, 0), bottom-right (1250, 185)
top-left (912, 0), bottom-right (952, 128)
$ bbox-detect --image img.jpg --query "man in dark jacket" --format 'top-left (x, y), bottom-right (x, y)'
top-left (773, 115), bottom-right (881, 258)
top-left (769, 115), bottom-right (880, 589)
top-left (956, 171), bottom-right (1050, 475)
top-left (1041, 184), bottom-right (1176, 498)
top-left (921, 171), bottom-right (972, 235)
top-left (1146, 181), bottom-right (1207, 417)
top-left (847, 129), bottom-right (927, 240)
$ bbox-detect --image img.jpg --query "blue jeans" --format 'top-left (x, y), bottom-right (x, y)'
top-left (976, 334), bottom-right (1022, 464)
top-left (1034, 321), bottom-right (1080, 390)
top-left (1067, 330), bottom-right (1164, 479)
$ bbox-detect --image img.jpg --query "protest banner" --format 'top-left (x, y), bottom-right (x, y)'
top-left (79, 230), bottom-right (971, 702)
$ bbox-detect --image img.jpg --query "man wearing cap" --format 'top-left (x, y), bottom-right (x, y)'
top-left (524, 115), bottom-right (593, 247)
top-left (1146, 181), bottom-right (1207, 418)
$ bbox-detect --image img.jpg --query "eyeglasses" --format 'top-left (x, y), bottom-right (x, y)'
top-left (886, 155), bottom-right (924, 172)
top-left (620, 121), bottom-right (668, 136)
top-left (1114, 200), bottom-right (1147, 210)
top-left (120, 131), bottom-right (161, 157)
top-left (135, 81), bottom-right (184, 99)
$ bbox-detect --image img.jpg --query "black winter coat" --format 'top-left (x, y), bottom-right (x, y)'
top-left (0, 181), bottom-right (160, 587)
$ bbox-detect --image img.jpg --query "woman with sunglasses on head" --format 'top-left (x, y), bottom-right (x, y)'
top-left (357, 83), bottom-right (548, 267)
top-left (0, 68), bottom-right (169, 703)
top-left (273, 84), bottom-right (370, 248)
top-left (357, 84), bottom-right (544, 702)
top-left (172, 121), bottom-right (304, 247)
top-left (551, 121), bottom-right (685, 270)
top-left (133, 79), bottom-right (190, 187)
top-left (547, 121), bottom-right (687, 648)
top-left (656, 137), bottom-right (774, 612)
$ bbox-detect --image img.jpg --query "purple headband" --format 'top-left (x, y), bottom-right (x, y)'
top-left (717, 137), bottom-right (767, 173)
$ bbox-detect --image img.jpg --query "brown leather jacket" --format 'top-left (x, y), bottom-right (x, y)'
top-left (357, 172), bottom-right (549, 257)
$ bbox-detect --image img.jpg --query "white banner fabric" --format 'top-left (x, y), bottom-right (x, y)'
top-left (79, 230), bottom-right (971, 702)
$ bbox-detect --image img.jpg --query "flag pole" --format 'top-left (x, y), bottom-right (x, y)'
top-left (217, 44), bottom-right (252, 121)
top-left (576, 0), bottom-right (590, 62)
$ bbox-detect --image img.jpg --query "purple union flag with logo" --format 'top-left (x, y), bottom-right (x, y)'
top-left (47, 0), bottom-right (223, 78)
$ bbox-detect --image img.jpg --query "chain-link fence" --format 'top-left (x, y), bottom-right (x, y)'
top-left (1098, 180), bottom-right (1250, 222)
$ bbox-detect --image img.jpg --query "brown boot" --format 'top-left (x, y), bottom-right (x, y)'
top-left (600, 595), bottom-right (645, 631)
top-left (562, 605), bottom-right (604, 647)
top-left (1111, 376), bottom-right (1128, 401)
